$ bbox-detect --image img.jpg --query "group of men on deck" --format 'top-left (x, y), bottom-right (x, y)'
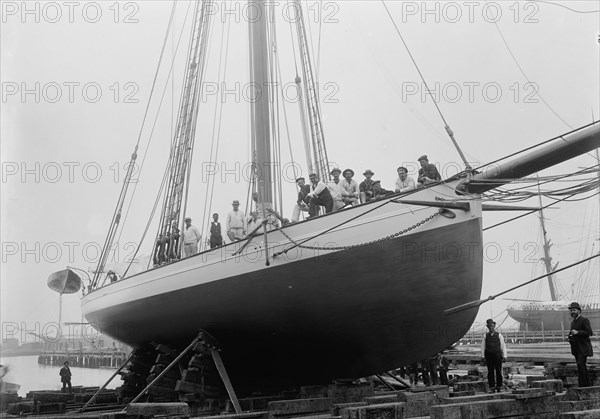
top-left (292, 155), bottom-right (441, 222)
top-left (181, 199), bottom-right (278, 257)
top-left (174, 155), bottom-right (442, 257)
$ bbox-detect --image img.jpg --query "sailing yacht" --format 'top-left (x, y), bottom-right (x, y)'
top-left (47, 0), bottom-right (599, 391)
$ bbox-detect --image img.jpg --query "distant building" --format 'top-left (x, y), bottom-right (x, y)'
top-left (1, 338), bottom-right (19, 350)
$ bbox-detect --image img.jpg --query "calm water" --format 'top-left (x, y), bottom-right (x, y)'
top-left (1, 355), bottom-right (119, 396)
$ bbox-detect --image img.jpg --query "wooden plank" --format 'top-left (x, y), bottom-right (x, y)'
top-left (125, 402), bottom-right (189, 416)
top-left (211, 349), bottom-right (242, 414)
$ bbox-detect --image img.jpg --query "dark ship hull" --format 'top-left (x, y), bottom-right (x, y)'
top-left (83, 183), bottom-right (483, 389)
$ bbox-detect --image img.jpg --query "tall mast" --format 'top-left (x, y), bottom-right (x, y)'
top-left (537, 179), bottom-right (559, 301)
top-left (249, 0), bottom-right (273, 211)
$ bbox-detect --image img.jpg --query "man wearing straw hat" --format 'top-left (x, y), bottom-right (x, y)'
top-left (340, 168), bottom-right (359, 206)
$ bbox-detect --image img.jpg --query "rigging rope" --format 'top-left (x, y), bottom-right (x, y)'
top-left (121, 2), bottom-right (206, 278)
top-left (276, 210), bottom-right (439, 252)
top-left (493, 22), bottom-right (573, 130)
top-left (92, 2), bottom-right (181, 287)
top-left (480, 165), bottom-right (600, 201)
top-left (483, 193), bottom-right (576, 232)
top-left (201, 8), bottom-right (232, 247)
top-left (316, 0), bottom-right (323, 80)
top-left (268, 4), bottom-right (283, 215)
top-left (381, 0), bottom-right (471, 170)
top-left (286, 0), bottom-right (300, 76)
top-left (116, 1), bottom-right (193, 259)
top-left (531, 1), bottom-right (600, 14)
top-left (273, 197), bottom-right (435, 256)
top-left (180, 0), bottom-right (216, 249)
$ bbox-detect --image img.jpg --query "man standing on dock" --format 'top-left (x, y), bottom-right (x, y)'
top-left (59, 361), bottom-right (72, 393)
top-left (568, 302), bottom-right (593, 387)
top-left (481, 319), bottom-right (507, 392)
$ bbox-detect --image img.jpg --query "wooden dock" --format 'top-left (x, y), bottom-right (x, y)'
top-left (458, 328), bottom-right (600, 345)
top-left (3, 342), bottom-right (599, 418)
top-left (448, 342), bottom-right (600, 365)
top-left (38, 349), bottom-right (129, 369)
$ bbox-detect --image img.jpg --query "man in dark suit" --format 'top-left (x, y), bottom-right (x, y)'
top-left (209, 213), bottom-right (223, 248)
top-left (568, 302), bottom-right (593, 387)
top-left (481, 318), bottom-right (507, 392)
top-left (59, 361), bottom-right (72, 393)
top-left (417, 155), bottom-right (441, 186)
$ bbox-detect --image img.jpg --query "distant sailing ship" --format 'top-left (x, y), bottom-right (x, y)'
top-left (48, 0), bottom-right (600, 391)
top-left (507, 168), bottom-right (600, 331)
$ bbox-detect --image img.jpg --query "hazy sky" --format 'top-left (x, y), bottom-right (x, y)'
top-left (2, 1), bottom-right (599, 344)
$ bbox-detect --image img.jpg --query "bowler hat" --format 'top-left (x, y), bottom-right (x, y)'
top-left (485, 319), bottom-right (496, 326)
top-left (568, 302), bottom-right (582, 310)
top-left (363, 169), bottom-right (374, 176)
top-left (342, 168), bottom-right (354, 177)
top-left (418, 155), bottom-right (428, 161)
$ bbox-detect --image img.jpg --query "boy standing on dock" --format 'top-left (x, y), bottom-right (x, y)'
top-left (568, 302), bottom-right (593, 387)
top-left (59, 361), bottom-right (72, 393)
top-left (481, 319), bottom-right (507, 392)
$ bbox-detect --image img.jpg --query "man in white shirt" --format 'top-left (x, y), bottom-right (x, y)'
top-left (183, 217), bottom-right (202, 257)
top-left (481, 319), bottom-right (507, 392)
top-left (226, 200), bottom-right (246, 241)
top-left (307, 173), bottom-right (334, 216)
top-left (327, 168), bottom-right (346, 211)
top-left (395, 166), bottom-right (416, 193)
top-left (247, 211), bottom-right (263, 235)
top-left (339, 168), bottom-right (360, 206)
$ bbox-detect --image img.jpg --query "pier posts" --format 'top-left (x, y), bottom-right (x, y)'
top-left (37, 349), bottom-right (129, 369)
top-left (80, 351), bottom-right (134, 412)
